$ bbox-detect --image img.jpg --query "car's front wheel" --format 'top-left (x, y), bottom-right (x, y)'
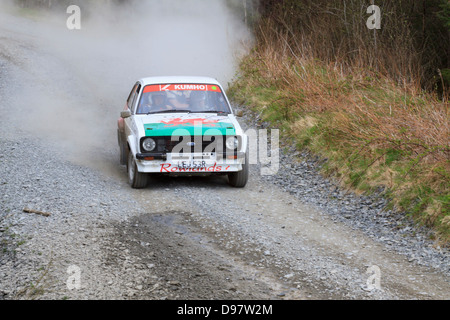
top-left (118, 130), bottom-right (128, 166)
top-left (127, 151), bottom-right (148, 189)
top-left (227, 153), bottom-right (249, 188)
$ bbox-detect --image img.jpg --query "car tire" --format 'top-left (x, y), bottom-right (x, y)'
top-left (227, 152), bottom-right (249, 188)
top-left (118, 130), bottom-right (128, 166)
top-left (127, 151), bottom-right (148, 189)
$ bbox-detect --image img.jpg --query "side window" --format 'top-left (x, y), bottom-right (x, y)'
top-left (127, 83), bottom-right (138, 110)
top-left (131, 84), bottom-right (141, 114)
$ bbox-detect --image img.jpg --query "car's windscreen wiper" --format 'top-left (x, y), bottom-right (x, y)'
top-left (147, 109), bottom-right (191, 115)
top-left (191, 110), bottom-right (229, 115)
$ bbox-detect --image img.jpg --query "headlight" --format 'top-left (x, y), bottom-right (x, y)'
top-left (142, 138), bottom-right (156, 152)
top-left (226, 136), bottom-right (239, 150)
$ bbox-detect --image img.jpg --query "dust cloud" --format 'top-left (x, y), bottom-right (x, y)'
top-left (0, 0), bottom-right (253, 172)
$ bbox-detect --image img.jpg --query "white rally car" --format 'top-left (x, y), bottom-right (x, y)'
top-left (117, 76), bottom-right (248, 188)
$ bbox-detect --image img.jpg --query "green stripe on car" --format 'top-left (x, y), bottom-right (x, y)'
top-left (144, 123), bottom-right (236, 137)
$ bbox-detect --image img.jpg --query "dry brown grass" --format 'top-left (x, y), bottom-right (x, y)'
top-left (247, 19), bottom-right (449, 156)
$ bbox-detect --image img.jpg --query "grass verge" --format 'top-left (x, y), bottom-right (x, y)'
top-left (228, 47), bottom-right (449, 245)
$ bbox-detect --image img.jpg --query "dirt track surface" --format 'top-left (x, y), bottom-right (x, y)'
top-left (0, 8), bottom-right (449, 300)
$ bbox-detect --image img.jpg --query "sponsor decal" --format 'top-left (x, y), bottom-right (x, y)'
top-left (160, 163), bottom-right (231, 173)
top-left (161, 118), bottom-right (220, 127)
top-left (143, 83), bottom-right (222, 93)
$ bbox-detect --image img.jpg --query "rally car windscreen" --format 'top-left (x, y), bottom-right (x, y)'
top-left (136, 84), bottom-right (232, 114)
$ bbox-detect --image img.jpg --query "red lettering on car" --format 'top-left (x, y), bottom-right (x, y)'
top-left (160, 164), bottom-right (171, 172)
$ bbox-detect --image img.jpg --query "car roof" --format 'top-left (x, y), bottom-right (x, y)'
top-left (139, 76), bottom-right (221, 86)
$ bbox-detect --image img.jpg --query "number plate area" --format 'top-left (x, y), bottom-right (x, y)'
top-left (168, 153), bottom-right (216, 169)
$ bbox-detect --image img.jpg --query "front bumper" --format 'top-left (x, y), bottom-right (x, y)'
top-left (134, 152), bottom-right (246, 173)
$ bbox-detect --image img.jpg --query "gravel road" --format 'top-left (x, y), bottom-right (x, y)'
top-left (0, 8), bottom-right (449, 300)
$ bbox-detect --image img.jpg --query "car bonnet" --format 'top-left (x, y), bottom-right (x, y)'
top-left (139, 114), bottom-right (237, 137)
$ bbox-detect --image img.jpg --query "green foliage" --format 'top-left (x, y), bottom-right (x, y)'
top-left (437, 0), bottom-right (450, 29)
top-left (384, 149), bottom-right (403, 166)
top-left (441, 69), bottom-right (450, 87)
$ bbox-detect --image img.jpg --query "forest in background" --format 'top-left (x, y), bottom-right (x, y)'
top-left (254, 0), bottom-right (449, 92)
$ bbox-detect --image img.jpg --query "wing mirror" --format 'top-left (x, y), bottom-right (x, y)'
top-left (120, 110), bottom-right (131, 118)
top-left (235, 110), bottom-right (244, 117)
